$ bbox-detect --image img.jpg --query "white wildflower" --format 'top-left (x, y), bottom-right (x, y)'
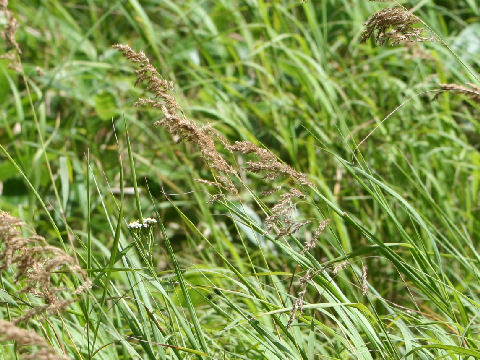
top-left (143, 217), bottom-right (157, 225)
top-left (128, 217), bottom-right (157, 230)
top-left (128, 221), bottom-right (142, 229)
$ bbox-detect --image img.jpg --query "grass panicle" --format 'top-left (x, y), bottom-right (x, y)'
top-left (332, 261), bottom-right (348, 275)
top-left (264, 188), bottom-right (311, 239)
top-left (0, 320), bottom-right (67, 360)
top-left (228, 141), bottom-right (313, 186)
top-left (361, 6), bottom-right (432, 45)
top-left (287, 269), bottom-right (319, 329)
top-left (113, 43), bottom-right (318, 244)
top-left (0, 211), bottom-right (90, 325)
top-left (437, 83), bottom-right (480, 103)
top-left (301, 219), bottom-right (330, 255)
top-left (113, 43), bottom-right (238, 194)
top-left (0, 0), bottom-right (20, 54)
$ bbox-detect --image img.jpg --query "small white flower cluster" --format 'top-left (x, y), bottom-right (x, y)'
top-left (143, 217), bottom-right (157, 225)
top-left (128, 217), bottom-right (157, 230)
top-left (128, 221), bottom-right (143, 229)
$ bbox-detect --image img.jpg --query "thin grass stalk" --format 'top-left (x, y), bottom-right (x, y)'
top-left (124, 116), bottom-right (144, 221)
top-left (156, 209), bottom-right (208, 355)
top-left (91, 151), bottom-right (124, 352)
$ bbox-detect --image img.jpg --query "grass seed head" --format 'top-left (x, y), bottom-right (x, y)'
top-left (437, 83), bottom-right (480, 103)
top-left (0, 320), bottom-right (67, 360)
top-left (287, 269), bottom-right (319, 328)
top-left (301, 219), bottom-right (330, 255)
top-left (362, 265), bottom-right (368, 296)
top-left (265, 188), bottom-right (308, 238)
top-left (0, 211), bottom-right (90, 324)
top-left (113, 44), bottom-right (238, 193)
top-left (332, 260), bottom-right (348, 275)
top-left (0, 0), bottom-right (21, 54)
top-left (361, 7), bottom-right (432, 45)
top-left (229, 141), bottom-right (312, 186)
top-left (114, 44), bottom-right (314, 196)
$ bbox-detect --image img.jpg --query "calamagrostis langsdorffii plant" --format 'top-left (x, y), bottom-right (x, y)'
top-left (112, 44), bottom-right (238, 193)
top-left (113, 44), bottom-right (323, 241)
top-left (361, 6), bottom-right (432, 45)
top-left (113, 45), bottom-right (334, 327)
top-left (0, 211), bottom-right (91, 324)
top-left (112, 44), bottom-right (314, 192)
top-left (0, 320), bottom-right (67, 360)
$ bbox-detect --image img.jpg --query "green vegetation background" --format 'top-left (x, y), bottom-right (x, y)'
top-left (0, 0), bottom-right (479, 359)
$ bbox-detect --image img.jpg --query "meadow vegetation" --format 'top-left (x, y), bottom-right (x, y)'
top-left (0, 0), bottom-right (479, 359)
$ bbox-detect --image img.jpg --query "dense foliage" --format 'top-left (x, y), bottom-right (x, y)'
top-left (0, 0), bottom-right (479, 359)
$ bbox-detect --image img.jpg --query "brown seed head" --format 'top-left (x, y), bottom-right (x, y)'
top-left (361, 7), bottom-right (432, 45)
top-left (301, 219), bottom-right (330, 255)
top-left (332, 260), bottom-right (348, 275)
top-left (437, 83), bottom-right (480, 104)
top-left (113, 44), bottom-right (238, 193)
top-left (0, 0), bottom-right (21, 54)
top-left (287, 269), bottom-right (320, 328)
top-left (0, 211), bottom-right (90, 324)
top-left (228, 141), bottom-right (312, 186)
top-left (361, 265), bottom-right (368, 296)
top-left (0, 320), bottom-right (67, 359)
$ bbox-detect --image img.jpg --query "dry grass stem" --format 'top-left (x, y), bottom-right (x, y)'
top-left (361, 7), bottom-right (432, 45)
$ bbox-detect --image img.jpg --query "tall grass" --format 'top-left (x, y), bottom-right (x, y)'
top-left (0, 0), bottom-right (479, 359)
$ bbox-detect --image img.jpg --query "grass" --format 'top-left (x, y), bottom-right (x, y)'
top-left (0, 0), bottom-right (479, 359)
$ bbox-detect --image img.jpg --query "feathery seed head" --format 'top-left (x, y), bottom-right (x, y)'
top-left (113, 44), bottom-right (238, 194)
top-left (228, 141), bottom-right (312, 186)
top-left (301, 219), bottom-right (330, 255)
top-left (0, 0), bottom-right (21, 54)
top-left (0, 320), bottom-right (67, 359)
top-left (0, 211), bottom-right (89, 324)
top-left (361, 7), bottom-right (432, 45)
top-left (437, 83), bottom-right (480, 103)
top-left (361, 265), bottom-right (368, 295)
top-left (287, 269), bottom-right (319, 328)
top-left (332, 260), bottom-right (348, 275)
